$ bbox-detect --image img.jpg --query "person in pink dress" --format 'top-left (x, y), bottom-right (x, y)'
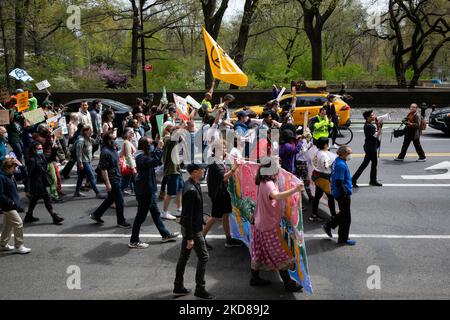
top-left (250, 158), bottom-right (304, 292)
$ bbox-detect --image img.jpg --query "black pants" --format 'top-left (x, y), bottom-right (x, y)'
top-left (61, 160), bottom-right (76, 178)
top-left (130, 193), bottom-right (170, 243)
top-left (326, 196), bottom-right (351, 242)
top-left (312, 186), bottom-right (336, 217)
top-left (27, 193), bottom-right (54, 215)
top-left (352, 150), bottom-right (378, 183)
top-left (175, 227), bottom-right (209, 290)
top-left (398, 131), bottom-right (426, 159)
top-left (92, 180), bottom-right (125, 224)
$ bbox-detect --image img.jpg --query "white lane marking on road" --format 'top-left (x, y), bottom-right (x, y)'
top-left (21, 234), bottom-right (450, 239)
top-left (402, 161), bottom-right (450, 180)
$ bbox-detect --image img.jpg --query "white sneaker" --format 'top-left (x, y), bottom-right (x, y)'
top-left (0, 244), bottom-right (14, 251)
top-left (161, 211), bottom-right (177, 220)
top-left (176, 207), bottom-right (182, 213)
top-left (14, 245), bottom-right (31, 254)
top-left (128, 242), bottom-right (149, 249)
top-left (330, 144), bottom-right (339, 149)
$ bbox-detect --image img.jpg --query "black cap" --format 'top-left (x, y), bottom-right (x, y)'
top-left (186, 163), bottom-right (207, 173)
top-left (236, 110), bottom-right (248, 118)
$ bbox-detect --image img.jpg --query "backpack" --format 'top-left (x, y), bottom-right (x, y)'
top-left (198, 106), bottom-right (206, 118)
top-left (70, 137), bottom-right (81, 160)
top-left (420, 115), bottom-right (427, 130)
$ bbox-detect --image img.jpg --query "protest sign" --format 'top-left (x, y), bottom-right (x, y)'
top-left (58, 116), bottom-right (68, 134)
top-left (0, 88), bottom-right (10, 102)
top-left (0, 110), bottom-right (10, 125)
top-left (16, 91), bottom-right (29, 112)
top-left (36, 80), bottom-right (51, 91)
top-left (9, 68), bottom-right (34, 82)
top-left (185, 95), bottom-right (201, 110)
top-left (23, 108), bottom-right (46, 125)
top-left (156, 114), bottom-right (165, 137)
top-left (47, 114), bottom-right (61, 129)
top-left (173, 94), bottom-right (190, 121)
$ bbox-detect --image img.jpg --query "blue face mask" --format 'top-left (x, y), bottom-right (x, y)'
top-left (36, 150), bottom-right (44, 155)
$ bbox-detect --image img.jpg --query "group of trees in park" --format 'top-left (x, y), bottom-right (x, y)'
top-left (0, 0), bottom-right (448, 91)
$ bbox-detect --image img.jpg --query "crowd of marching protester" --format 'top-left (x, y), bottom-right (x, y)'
top-left (0, 82), bottom-right (427, 299)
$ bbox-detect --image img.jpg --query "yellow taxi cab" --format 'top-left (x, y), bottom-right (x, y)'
top-left (232, 81), bottom-right (351, 127)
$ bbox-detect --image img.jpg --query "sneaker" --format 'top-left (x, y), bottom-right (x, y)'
top-left (117, 221), bottom-right (131, 228)
top-left (90, 214), bottom-right (104, 224)
top-left (162, 232), bottom-right (180, 243)
top-left (51, 197), bottom-right (64, 203)
top-left (394, 158), bottom-right (404, 162)
top-left (176, 207), bottom-right (182, 213)
top-left (95, 193), bottom-right (107, 199)
top-left (161, 211), bottom-right (177, 220)
top-left (337, 239), bottom-right (356, 246)
top-left (330, 144), bottom-right (339, 149)
top-left (0, 244), bottom-right (14, 251)
top-left (284, 280), bottom-right (303, 292)
top-left (369, 181), bottom-right (383, 187)
top-left (74, 192), bottom-right (87, 197)
top-left (51, 214), bottom-right (64, 225)
top-left (173, 287), bottom-right (191, 296)
top-left (194, 289), bottom-right (215, 300)
top-left (14, 245), bottom-right (31, 254)
top-left (250, 277), bottom-right (272, 286)
top-left (225, 238), bottom-right (244, 248)
top-left (24, 215), bottom-right (39, 223)
top-left (416, 158), bottom-right (427, 162)
top-left (308, 215), bottom-right (324, 222)
top-left (128, 242), bottom-right (149, 249)
top-left (322, 224), bottom-right (333, 238)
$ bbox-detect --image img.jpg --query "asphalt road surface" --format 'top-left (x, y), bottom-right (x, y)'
top-left (1, 124), bottom-right (449, 300)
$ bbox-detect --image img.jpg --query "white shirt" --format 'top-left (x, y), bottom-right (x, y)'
top-left (312, 150), bottom-right (333, 174)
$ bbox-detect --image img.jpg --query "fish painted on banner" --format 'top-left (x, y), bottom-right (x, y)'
top-left (227, 162), bottom-right (313, 294)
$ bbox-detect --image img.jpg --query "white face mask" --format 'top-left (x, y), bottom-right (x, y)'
top-left (346, 154), bottom-right (352, 161)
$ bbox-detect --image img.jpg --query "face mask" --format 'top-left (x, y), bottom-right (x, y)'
top-left (3, 133), bottom-right (8, 140)
top-left (36, 150), bottom-right (44, 155)
top-left (346, 154), bottom-right (352, 161)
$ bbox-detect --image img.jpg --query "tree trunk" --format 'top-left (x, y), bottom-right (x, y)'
top-left (229, 0), bottom-right (258, 89)
top-left (130, 0), bottom-right (139, 78)
top-left (0, 1), bottom-right (10, 90)
top-left (409, 72), bottom-right (420, 89)
top-left (310, 35), bottom-right (323, 80)
top-left (15, 0), bottom-right (30, 88)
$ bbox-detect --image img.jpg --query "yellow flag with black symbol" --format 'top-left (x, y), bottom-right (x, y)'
top-left (202, 26), bottom-right (248, 87)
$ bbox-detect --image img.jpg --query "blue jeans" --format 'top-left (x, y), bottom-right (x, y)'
top-left (76, 162), bottom-right (99, 194)
top-left (130, 192), bottom-right (170, 243)
top-left (121, 174), bottom-right (135, 193)
top-left (92, 179), bottom-right (125, 224)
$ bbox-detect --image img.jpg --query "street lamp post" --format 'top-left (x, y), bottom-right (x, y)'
top-left (139, 0), bottom-right (148, 95)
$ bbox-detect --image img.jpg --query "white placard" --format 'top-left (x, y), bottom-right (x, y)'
top-left (9, 68), bottom-right (34, 82)
top-left (185, 95), bottom-right (201, 109)
top-left (173, 93), bottom-right (188, 116)
top-left (276, 87), bottom-right (286, 101)
top-left (36, 80), bottom-right (51, 91)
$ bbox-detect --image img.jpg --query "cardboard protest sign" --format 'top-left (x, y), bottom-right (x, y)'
top-left (185, 95), bottom-right (201, 110)
top-left (16, 91), bottom-right (29, 112)
top-left (9, 68), bottom-right (34, 82)
top-left (23, 108), bottom-right (46, 125)
top-left (53, 127), bottom-right (63, 139)
top-left (173, 94), bottom-right (190, 121)
top-left (0, 110), bottom-right (10, 125)
top-left (36, 80), bottom-right (51, 91)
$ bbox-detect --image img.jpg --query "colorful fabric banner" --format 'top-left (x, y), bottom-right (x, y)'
top-left (202, 26), bottom-right (248, 87)
top-left (227, 162), bottom-right (313, 294)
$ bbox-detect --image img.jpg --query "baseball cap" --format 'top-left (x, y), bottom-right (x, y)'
top-left (236, 110), bottom-right (249, 118)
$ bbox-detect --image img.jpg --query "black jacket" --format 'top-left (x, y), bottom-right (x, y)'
top-left (180, 178), bottom-right (204, 240)
top-left (363, 122), bottom-right (379, 153)
top-left (134, 148), bottom-right (163, 196)
top-left (26, 153), bottom-right (50, 196)
top-left (207, 163), bottom-right (228, 201)
top-left (0, 170), bottom-right (20, 212)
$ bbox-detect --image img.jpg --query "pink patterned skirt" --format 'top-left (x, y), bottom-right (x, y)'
top-left (250, 227), bottom-right (295, 271)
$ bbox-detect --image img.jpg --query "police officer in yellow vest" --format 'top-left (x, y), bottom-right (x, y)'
top-left (309, 106), bottom-right (334, 145)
